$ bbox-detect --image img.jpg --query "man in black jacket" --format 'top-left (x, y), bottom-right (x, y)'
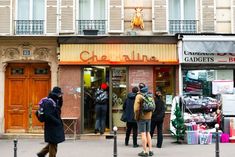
top-left (123, 86), bottom-right (139, 148)
top-left (150, 88), bottom-right (165, 148)
top-left (37, 87), bottom-right (65, 157)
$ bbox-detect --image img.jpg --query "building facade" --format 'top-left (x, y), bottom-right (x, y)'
top-left (0, 0), bottom-right (234, 135)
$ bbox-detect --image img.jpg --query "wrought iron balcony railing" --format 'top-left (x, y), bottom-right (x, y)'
top-left (77, 20), bottom-right (106, 35)
top-left (15, 20), bottom-right (44, 35)
top-left (169, 20), bottom-right (198, 34)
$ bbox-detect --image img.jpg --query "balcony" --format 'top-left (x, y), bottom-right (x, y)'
top-left (77, 20), bottom-right (106, 35)
top-left (169, 20), bottom-right (198, 34)
top-left (15, 20), bottom-right (44, 35)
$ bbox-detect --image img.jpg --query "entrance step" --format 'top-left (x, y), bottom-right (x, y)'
top-left (79, 133), bottom-right (115, 140)
top-left (0, 133), bottom-right (44, 139)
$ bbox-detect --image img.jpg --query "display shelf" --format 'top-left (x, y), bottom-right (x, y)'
top-left (183, 96), bottom-right (220, 129)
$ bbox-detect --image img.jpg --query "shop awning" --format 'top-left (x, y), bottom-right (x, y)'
top-left (182, 35), bottom-right (235, 53)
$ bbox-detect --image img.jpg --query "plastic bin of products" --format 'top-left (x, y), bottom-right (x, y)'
top-left (186, 131), bottom-right (199, 144)
top-left (199, 131), bottom-right (212, 144)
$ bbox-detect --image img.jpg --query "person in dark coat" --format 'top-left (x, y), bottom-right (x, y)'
top-left (150, 88), bottom-right (166, 148)
top-left (37, 86), bottom-right (65, 157)
top-left (123, 86), bottom-right (139, 148)
top-left (94, 83), bottom-right (109, 135)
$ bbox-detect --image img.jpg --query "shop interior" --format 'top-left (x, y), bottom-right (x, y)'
top-left (83, 66), bottom-right (109, 133)
top-left (83, 66), bottom-right (128, 133)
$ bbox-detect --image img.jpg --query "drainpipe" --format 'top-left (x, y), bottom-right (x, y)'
top-left (177, 40), bottom-right (183, 96)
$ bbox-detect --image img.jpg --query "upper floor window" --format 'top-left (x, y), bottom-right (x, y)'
top-left (169, 0), bottom-right (197, 34)
top-left (77, 0), bottom-right (106, 35)
top-left (15, 0), bottom-right (45, 34)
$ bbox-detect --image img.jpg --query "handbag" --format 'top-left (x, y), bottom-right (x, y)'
top-left (120, 111), bottom-right (127, 122)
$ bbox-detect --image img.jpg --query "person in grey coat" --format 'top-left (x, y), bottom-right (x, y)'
top-left (37, 87), bottom-right (65, 157)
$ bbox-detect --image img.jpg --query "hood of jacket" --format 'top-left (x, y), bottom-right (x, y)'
top-left (140, 86), bottom-right (148, 93)
top-left (127, 92), bottom-right (137, 99)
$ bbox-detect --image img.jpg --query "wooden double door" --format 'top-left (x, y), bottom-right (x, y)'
top-left (5, 63), bottom-right (51, 133)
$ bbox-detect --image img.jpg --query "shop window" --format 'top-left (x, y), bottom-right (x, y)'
top-left (183, 70), bottom-right (234, 96)
top-left (154, 67), bottom-right (175, 111)
top-left (111, 67), bottom-right (127, 128)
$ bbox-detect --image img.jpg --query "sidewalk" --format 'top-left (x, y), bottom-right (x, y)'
top-left (0, 135), bottom-right (234, 157)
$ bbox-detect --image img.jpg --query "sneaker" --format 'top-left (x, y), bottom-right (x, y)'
top-left (133, 144), bottom-right (139, 148)
top-left (138, 151), bottom-right (148, 157)
top-left (149, 151), bottom-right (154, 156)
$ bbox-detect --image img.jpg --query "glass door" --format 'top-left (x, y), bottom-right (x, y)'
top-left (111, 67), bottom-right (128, 128)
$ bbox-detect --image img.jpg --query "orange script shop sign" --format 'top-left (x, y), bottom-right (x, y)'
top-left (60, 44), bottom-right (178, 65)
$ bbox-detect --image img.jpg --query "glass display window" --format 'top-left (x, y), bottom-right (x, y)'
top-left (154, 66), bottom-right (175, 110)
top-left (183, 69), bottom-right (234, 97)
top-left (111, 67), bottom-right (127, 127)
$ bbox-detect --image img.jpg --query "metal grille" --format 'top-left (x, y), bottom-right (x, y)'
top-left (169, 20), bottom-right (198, 34)
top-left (15, 20), bottom-right (44, 35)
top-left (77, 20), bottom-right (106, 35)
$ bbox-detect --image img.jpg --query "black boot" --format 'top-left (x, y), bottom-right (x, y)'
top-left (125, 138), bottom-right (129, 146)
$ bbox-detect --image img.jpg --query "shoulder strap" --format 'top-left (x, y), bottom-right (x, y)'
top-left (45, 97), bottom-right (56, 107)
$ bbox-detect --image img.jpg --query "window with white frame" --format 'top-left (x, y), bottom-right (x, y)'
top-left (169, 0), bottom-right (196, 33)
top-left (17, 0), bottom-right (44, 20)
top-left (77, 0), bottom-right (106, 34)
top-left (16, 0), bottom-right (45, 34)
top-left (79, 0), bottom-right (105, 20)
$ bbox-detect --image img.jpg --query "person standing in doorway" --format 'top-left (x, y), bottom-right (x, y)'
top-left (94, 83), bottom-right (108, 135)
top-left (37, 86), bottom-right (65, 157)
top-left (150, 87), bottom-right (166, 148)
top-left (134, 83), bottom-right (154, 157)
top-left (123, 86), bottom-right (139, 148)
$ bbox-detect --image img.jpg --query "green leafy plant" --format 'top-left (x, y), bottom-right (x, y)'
top-left (169, 102), bottom-right (186, 143)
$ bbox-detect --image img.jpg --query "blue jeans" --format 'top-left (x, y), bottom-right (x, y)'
top-left (95, 104), bottom-right (107, 133)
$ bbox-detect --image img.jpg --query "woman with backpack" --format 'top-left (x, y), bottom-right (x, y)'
top-left (94, 83), bottom-right (109, 135)
top-left (37, 87), bottom-right (65, 157)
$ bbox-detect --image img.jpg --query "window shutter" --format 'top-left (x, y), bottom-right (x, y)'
top-left (201, 0), bottom-right (215, 32)
top-left (232, 0), bottom-right (235, 33)
top-left (47, 0), bottom-right (57, 34)
top-left (108, 0), bottom-right (124, 33)
top-left (152, 0), bottom-right (168, 33)
top-left (0, 0), bottom-right (10, 34)
top-left (60, 0), bottom-right (74, 33)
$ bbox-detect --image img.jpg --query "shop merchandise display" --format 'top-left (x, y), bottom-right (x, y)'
top-left (184, 96), bottom-right (219, 126)
top-left (183, 96), bottom-right (222, 144)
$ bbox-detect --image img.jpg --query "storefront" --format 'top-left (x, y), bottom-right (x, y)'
top-left (58, 36), bottom-right (179, 134)
top-left (179, 35), bottom-right (235, 142)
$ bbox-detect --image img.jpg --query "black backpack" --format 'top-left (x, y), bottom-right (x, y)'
top-left (141, 93), bottom-right (156, 112)
top-left (35, 97), bottom-right (56, 122)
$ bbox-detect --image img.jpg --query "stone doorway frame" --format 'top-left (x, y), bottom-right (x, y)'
top-left (0, 43), bottom-right (59, 134)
